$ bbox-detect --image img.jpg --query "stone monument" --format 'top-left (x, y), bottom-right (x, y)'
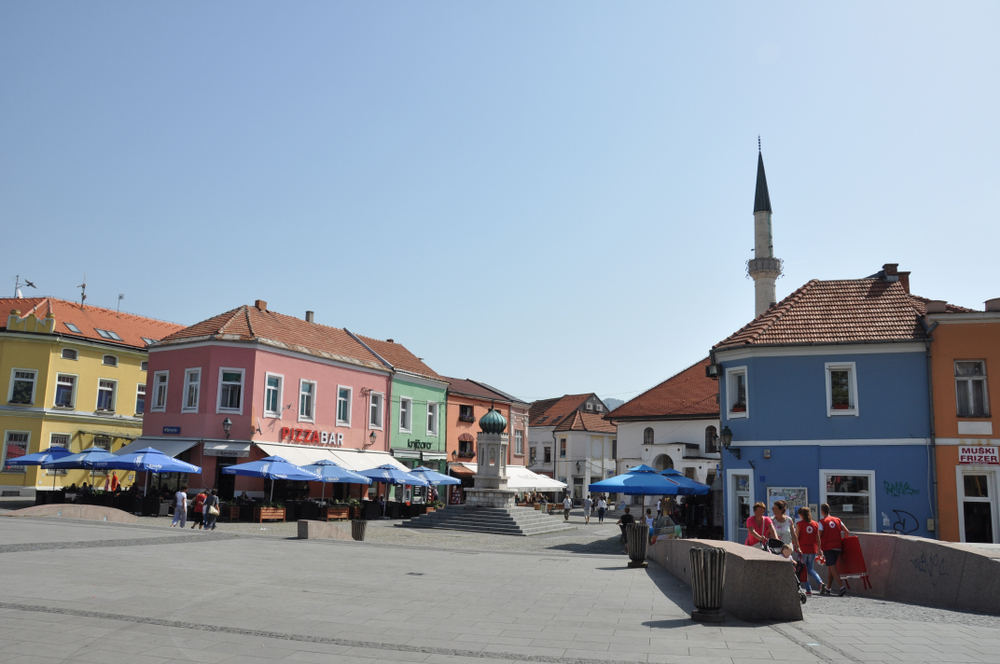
top-left (463, 407), bottom-right (517, 509)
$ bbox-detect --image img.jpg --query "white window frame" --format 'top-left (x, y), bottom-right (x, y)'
top-left (825, 361), bottom-right (859, 417)
top-left (515, 430), bottom-right (524, 456)
top-left (135, 383), bottom-right (145, 415)
top-left (151, 371), bottom-right (169, 412)
top-left (140, 361), bottom-right (148, 371)
top-left (819, 469), bottom-right (876, 534)
top-left (182, 368), bottom-right (201, 413)
top-left (399, 396), bottom-right (412, 433)
top-left (47, 433), bottom-right (71, 475)
top-left (8, 368), bottom-right (38, 405)
top-left (956, 360), bottom-right (990, 418)
top-left (264, 373), bottom-right (283, 419)
top-left (369, 391), bottom-right (384, 430)
top-left (956, 466), bottom-right (999, 544)
top-left (2, 430), bottom-right (30, 473)
top-left (54, 373), bottom-right (77, 408)
top-left (64, 322), bottom-right (80, 333)
top-left (96, 378), bottom-right (118, 412)
top-left (299, 379), bottom-right (316, 423)
top-left (426, 402), bottom-right (439, 437)
top-left (61, 348), bottom-right (78, 361)
top-left (336, 386), bottom-right (352, 427)
top-left (102, 354), bottom-right (119, 367)
top-left (216, 367), bottom-right (245, 415)
top-left (725, 366), bottom-right (749, 419)
top-left (726, 469), bottom-right (754, 543)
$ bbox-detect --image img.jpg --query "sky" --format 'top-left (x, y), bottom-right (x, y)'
top-left (3, 3), bottom-right (998, 404)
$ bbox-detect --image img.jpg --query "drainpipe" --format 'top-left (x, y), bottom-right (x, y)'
top-left (922, 320), bottom-right (940, 539)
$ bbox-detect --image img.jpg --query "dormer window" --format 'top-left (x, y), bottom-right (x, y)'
top-left (596, 404), bottom-right (603, 412)
top-left (586, 403), bottom-right (594, 412)
top-left (64, 323), bottom-right (81, 333)
top-left (142, 337), bottom-right (157, 346)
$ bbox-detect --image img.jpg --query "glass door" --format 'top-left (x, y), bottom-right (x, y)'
top-left (962, 473), bottom-right (996, 543)
top-left (732, 474), bottom-right (751, 543)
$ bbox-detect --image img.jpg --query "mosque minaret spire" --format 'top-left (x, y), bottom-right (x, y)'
top-left (747, 138), bottom-right (782, 317)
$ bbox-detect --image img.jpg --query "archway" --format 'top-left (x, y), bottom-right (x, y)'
top-left (652, 454), bottom-right (674, 471)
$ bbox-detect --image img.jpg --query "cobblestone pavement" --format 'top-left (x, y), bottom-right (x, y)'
top-left (2, 502), bottom-right (1000, 663)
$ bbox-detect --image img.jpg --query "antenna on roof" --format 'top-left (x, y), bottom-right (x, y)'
top-left (13, 275), bottom-right (36, 298)
top-left (758, 135), bottom-right (761, 152)
top-left (117, 294), bottom-right (124, 314)
top-left (78, 274), bottom-right (87, 308)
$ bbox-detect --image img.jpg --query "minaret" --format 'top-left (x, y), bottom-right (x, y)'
top-left (747, 139), bottom-right (782, 317)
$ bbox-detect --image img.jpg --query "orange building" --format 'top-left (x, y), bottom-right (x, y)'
top-left (927, 298), bottom-right (1000, 543)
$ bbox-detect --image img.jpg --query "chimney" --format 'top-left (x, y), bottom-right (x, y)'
top-left (305, 311), bottom-right (314, 323)
top-left (254, 300), bottom-right (267, 311)
top-left (986, 298), bottom-right (1000, 312)
top-left (882, 263), bottom-right (899, 282)
top-left (386, 339), bottom-right (394, 343)
top-left (898, 271), bottom-right (911, 294)
top-left (926, 300), bottom-right (948, 314)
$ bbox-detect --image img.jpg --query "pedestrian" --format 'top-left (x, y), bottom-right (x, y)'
top-left (656, 499), bottom-right (662, 517)
top-left (818, 503), bottom-right (851, 596)
top-left (795, 507), bottom-right (826, 596)
top-left (771, 500), bottom-right (800, 552)
top-left (645, 508), bottom-right (655, 544)
top-left (597, 496), bottom-right (607, 524)
top-left (203, 489), bottom-right (220, 531)
top-left (583, 494), bottom-right (593, 524)
top-left (616, 507), bottom-right (635, 545)
top-left (191, 489), bottom-right (207, 529)
top-left (563, 494), bottom-right (573, 521)
top-left (171, 485), bottom-right (188, 528)
top-left (745, 502), bottom-right (778, 548)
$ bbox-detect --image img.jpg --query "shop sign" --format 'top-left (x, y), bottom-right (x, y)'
top-left (279, 427), bottom-right (343, 446)
top-left (204, 448), bottom-right (250, 458)
top-left (959, 446), bottom-right (999, 465)
top-left (407, 439), bottom-right (434, 450)
top-left (162, 426), bottom-right (181, 435)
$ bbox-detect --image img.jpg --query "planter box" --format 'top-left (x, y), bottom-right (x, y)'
top-left (253, 507), bottom-right (286, 523)
top-left (832, 404), bottom-right (850, 410)
top-left (321, 506), bottom-right (350, 521)
top-left (222, 506), bottom-right (240, 522)
top-left (731, 405), bottom-right (746, 413)
top-left (425, 507), bottom-right (436, 514)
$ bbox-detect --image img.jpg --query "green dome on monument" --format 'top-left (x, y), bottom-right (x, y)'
top-left (479, 408), bottom-right (507, 434)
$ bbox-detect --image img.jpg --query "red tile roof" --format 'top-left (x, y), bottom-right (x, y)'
top-left (160, 304), bottom-right (386, 371)
top-left (606, 358), bottom-right (719, 421)
top-left (554, 410), bottom-right (617, 434)
top-left (529, 394), bottom-right (593, 427)
top-left (351, 333), bottom-right (444, 382)
top-left (2, 297), bottom-right (184, 350)
top-left (713, 278), bottom-right (972, 351)
top-left (443, 377), bottom-right (514, 403)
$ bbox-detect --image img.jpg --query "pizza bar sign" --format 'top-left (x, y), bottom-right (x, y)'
top-left (279, 427), bottom-right (344, 446)
top-left (959, 446), bottom-right (999, 465)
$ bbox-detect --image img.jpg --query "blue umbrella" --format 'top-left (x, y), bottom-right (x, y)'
top-left (222, 455), bottom-right (322, 502)
top-left (588, 464), bottom-right (687, 496)
top-left (301, 459), bottom-right (371, 503)
top-left (659, 468), bottom-right (711, 496)
top-left (408, 466), bottom-right (460, 485)
top-left (42, 446), bottom-right (119, 493)
top-left (356, 464), bottom-right (429, 517)
top-left (92, 447), bottom-right (202, 496)
top-left (7, 445), bottom-right (73, 490)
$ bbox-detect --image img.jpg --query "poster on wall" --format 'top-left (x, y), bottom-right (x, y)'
top-left (767, 487), bottom-right (808, 514)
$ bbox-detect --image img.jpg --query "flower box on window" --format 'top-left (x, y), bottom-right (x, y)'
top-left (731, 403), bottom-right (746, 413)
top-left (832, 403), bottom-right (850, 410)
top-left (458, 415), bottom-right (475, 423)
top-left (457, 451), bottom-right (475, 459)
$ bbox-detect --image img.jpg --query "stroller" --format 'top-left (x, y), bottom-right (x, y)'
top-left (766, 538), bottom-right (808, 605)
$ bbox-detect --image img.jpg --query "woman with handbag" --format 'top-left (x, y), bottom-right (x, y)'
top-left (203, 489), bottom-right (220, 531)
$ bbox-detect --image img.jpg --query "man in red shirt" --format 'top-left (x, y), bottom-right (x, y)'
top-left (819, 503), bottom-right (851, 596)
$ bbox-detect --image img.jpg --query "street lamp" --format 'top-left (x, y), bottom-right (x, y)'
top-left (364, 430), bottom-right (376, 450)
top-left (222, 417), bottom-right (232, 440)
top-left (718, 425), bottom-right (738, 459)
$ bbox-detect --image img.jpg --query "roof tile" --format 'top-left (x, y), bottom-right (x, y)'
top-left (606, 358), bottom-right (719, 420)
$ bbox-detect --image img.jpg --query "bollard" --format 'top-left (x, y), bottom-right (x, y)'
top-left (689, 546), bottom-right (727, 622)
top-left (626, 522), bottom-right (649, 568)
top-left (351, 520), bottom-right (367, 542)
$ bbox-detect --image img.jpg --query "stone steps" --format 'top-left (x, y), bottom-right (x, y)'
top-left (399, 505), bottom-right (576, 536)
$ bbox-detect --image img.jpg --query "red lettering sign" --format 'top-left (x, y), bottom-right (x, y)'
top-left (959, 446), bottom-right (999, 465)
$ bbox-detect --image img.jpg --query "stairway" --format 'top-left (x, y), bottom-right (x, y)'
top-left (398, 505), bottom-right (576, 536)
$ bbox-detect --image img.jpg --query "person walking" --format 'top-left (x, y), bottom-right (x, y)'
top-left (583, 494), bottom-right (593, 524)
top-left (562, 494), bottom-right (573, 521)
top-left (795, 507), bottom-right (826, 596)
top-left (745, 502), bottom-right (778, 548)
top-left (203, 489), bottom-right (220, 531)
top-left (616, 507), bottom-right (635, 546)
top-left (191, 489), bottom-right (207, 529)
top-left (171, 485), bottom-right (188, 528)
top-left (771, 500), bottom-right (800, 552)
top-left (597, 496), bottom-right (607, 524)
top-left (818, 503), bottom-right (851, 596)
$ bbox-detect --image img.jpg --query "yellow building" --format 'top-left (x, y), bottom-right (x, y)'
top-left (0, 298), bottom-right (184, 495)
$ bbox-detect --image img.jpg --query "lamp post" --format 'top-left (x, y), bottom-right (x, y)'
top-left (222, 417), bottom-right (232, 440)
top-left (718, 425), bottom-right (738, 459)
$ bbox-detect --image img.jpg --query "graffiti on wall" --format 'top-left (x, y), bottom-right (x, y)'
top-left (882, 510), bottom-right (918, 535)
top-left (883, 481), bottom-right (920, 497)
top-left (910, 550), bottom-right (948, 586)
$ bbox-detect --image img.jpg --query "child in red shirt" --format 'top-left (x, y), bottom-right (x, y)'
top-left (795, 507), bottom-right (826, 595)
top-left (819, 503), bottom-right (851, 596)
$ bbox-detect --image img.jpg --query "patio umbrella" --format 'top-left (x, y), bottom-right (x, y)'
top-left (42, 447), bottom-right (119, 490)
top-left (6, 446), bottom-right (72, 490)
top-left (356, 464), bottom-right (429, 517)
top-left (221, 455), bottom-right (322, 502)
top-left (408, 466), bottom-right (460, 485)
top-left (300, 459), bottom-right (371, 502)
top-left (91, 447), bottom-right (202, 496)
top-left (587, 464), bottom-right (687, 496)
top-left (659, 468), bottom-right (711, 496)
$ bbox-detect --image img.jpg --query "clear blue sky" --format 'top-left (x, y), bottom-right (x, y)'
top-left (3, 3), bottom-right (998, 403)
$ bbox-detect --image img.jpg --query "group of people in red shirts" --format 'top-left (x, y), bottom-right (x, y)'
top-left (745, 500), bottom-right (851, 596)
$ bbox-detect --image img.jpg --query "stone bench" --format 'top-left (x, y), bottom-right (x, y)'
top-left (296, 519), bottom-right (353, 541)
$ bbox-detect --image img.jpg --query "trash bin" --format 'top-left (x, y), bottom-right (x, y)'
top-left (626, 522), bottom-right (649, 568)
top-left (351, 520), bottom-right (367, 542)
top-left (689, 546), bottom-right (727, 622)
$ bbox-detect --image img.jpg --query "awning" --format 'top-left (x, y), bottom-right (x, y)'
top-left (114, 437), bottom-right (200, 458)
top-left (330, 448), bottom-right (409, 472)
top-left (203, 440), bottom-right (252, 458)
top-left (448, 463), bottom-right (476, 479)
top-left (421, 452), bottom-right (448, 461)
top-left (450, 463), bottom-right (567, 491)
top-left (254, 443), bottom-right (409, 473)
top-left (390, 448), bottom-right (422, 460)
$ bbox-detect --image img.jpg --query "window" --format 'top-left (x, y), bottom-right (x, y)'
top-left (3, 432), bottom-right (29, 473)
top-left (61, 348), bottom-right (78, 360)
top-left (217, 368), bottom-right (244, 413)
top-left (337, 387), bottom-right (351, 426)
top-left (956, 361), bottom-right (990, 417)
top-left (47, 434), bottom-right (70, 475)
top-left (55, 374), bottom-right (76, 408)
top-left (821, 471), bottom-right (875, 533)
top-left (529, 446), bottom-right (537, 465)
top-left (559, 438), bottom-right (567, 458)
top-left (96, 379), bottom-right (117, 412)
top-left (515, 430), bottom-right (523, 455)
top-left (8, 369), bottom-right (37, 404)
top-left (140, 361), bottom-right (148, 371)
top-left (458, 435), bottom-right (474, 457)
top-left (299, 380), bottom-right (316, 422)
top-left (726, 367), bottom-right (748, 418)
top-left (92, 435), bottom-right (111, 475)
top-left (596, 404), bottom-right (603, 412)
top-left (824, 362), bottom-right (858, 416)
top-left (264, 374), bottom-right (282, 417)
top-left (426, 402), bottom-right (439, 436)
top-left (182, 369), bottom-right (201, 413)
top-left (544, 447), bottom-right (552, 463)
top-left (152, 372), bottom-right (168, 411)
top-left (136, 384), bottom-right (145, 415)
top-left (705, 426), bottom-right (718, 454)
top-left (103, 355), bottom-right (118, 367)
top-left (64, 322), bottom-right (81, 333)
top-left (458, 405), bottom-right (474, 423)
top-left (643, 427), bottom-right (654, 446)
top-left (95, 329), bottom-right (122, 341)
top-left (142, 337), bottom-right (157, 346)
top-left (399, 397), bottom-right (412, 432)
top-left (369, 392), bottom-right (383, 429)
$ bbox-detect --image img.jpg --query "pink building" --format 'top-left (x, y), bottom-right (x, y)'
top-left (125, 300), bottom-right (407, 500)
